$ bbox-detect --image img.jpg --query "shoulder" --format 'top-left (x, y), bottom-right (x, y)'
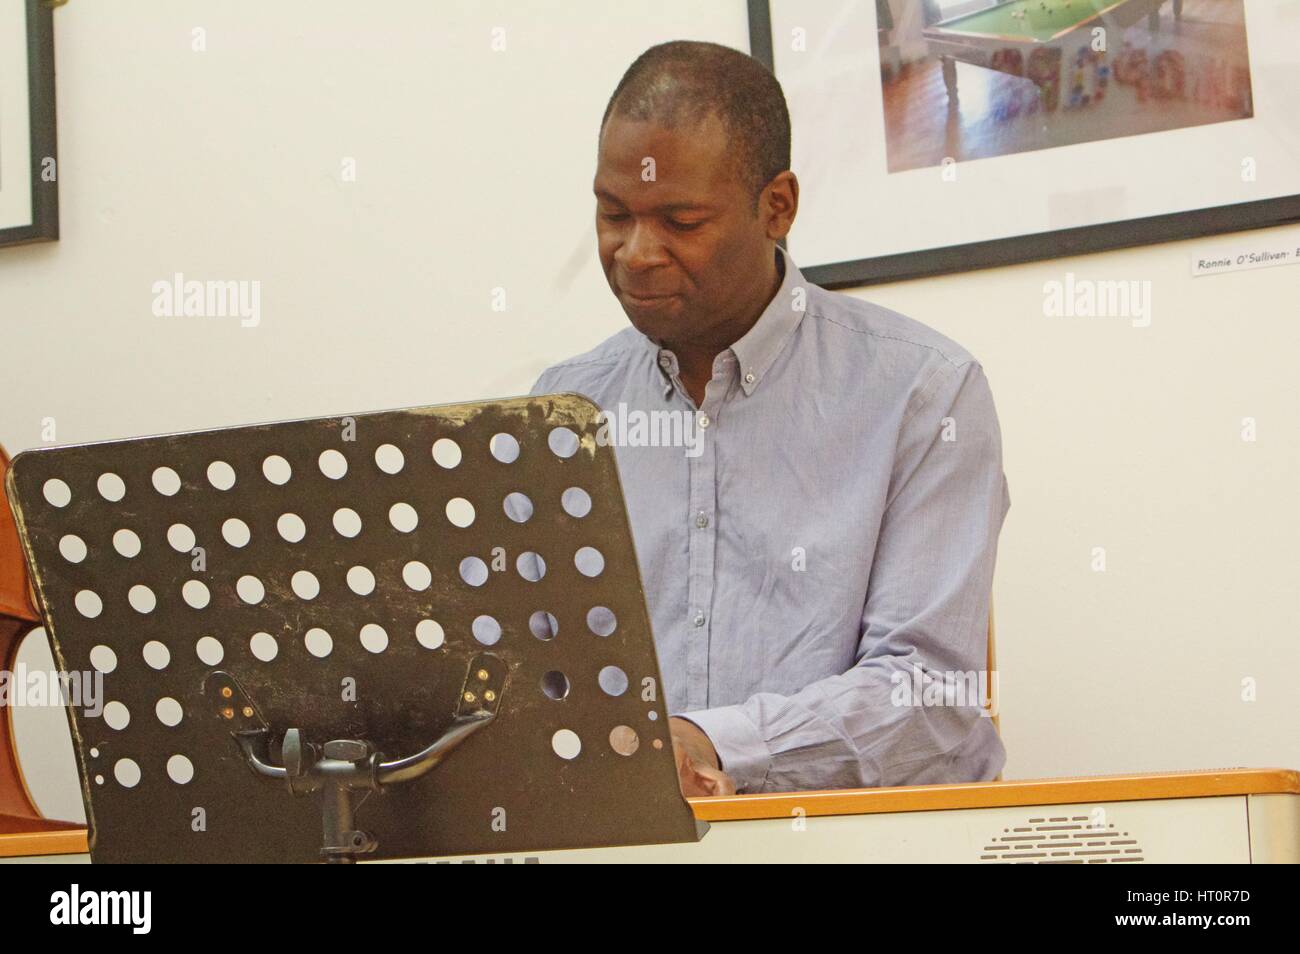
top-left (804, 284), bottom-right (977, 373)
top-left (529, 326), bottom-right (646, 397)
top-left (799, 286), bottom-right (995, 422)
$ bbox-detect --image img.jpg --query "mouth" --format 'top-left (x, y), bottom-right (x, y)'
top-left (620, 289), bottom-right (680, 307)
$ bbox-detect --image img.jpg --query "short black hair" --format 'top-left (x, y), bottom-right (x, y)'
top-left (600, 41), bottom-right (791, 208)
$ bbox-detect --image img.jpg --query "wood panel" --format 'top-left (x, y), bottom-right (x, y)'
top-left (690, 767), bottom-right (1300, 820)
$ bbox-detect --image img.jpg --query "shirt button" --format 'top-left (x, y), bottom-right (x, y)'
top-left (695, 511), bottom-right (709, 529)
top-left (659, 356), bottom-right (672, 369)
top-left (693, 612), bottom-right (706, 628)
top-left (744, 372), bottom-right (756, 385)
top-left (698, 413), bottom-right (710, 429)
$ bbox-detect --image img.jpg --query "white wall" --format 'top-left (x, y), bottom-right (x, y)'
top-left (2, 0), bottom-right (1296, 823)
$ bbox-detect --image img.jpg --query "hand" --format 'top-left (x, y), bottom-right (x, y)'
top-left (669, 717), bottom-right (737, 797)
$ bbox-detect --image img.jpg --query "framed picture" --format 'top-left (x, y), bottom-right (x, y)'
top-left (748, 0), bottom-right (1300, 287)
top-left (1, 0), bottom-right (58, 248)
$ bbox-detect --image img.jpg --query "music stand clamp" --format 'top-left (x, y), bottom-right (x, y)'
top-left (211, 653), bottom-right (505, 863)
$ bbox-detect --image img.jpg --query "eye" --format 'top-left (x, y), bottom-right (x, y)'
top-left (668, 219), bottom-right (703, 232)
top-left (600, 211), bottom-right (629, 223)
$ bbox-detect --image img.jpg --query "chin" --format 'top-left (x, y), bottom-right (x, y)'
top-left (620, 296), bottom-right (685, 340)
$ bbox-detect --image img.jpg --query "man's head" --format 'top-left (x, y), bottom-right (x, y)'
top-left (594, 41), bottom-right (798, 350)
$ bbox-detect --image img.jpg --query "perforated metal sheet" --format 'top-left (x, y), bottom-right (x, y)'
top-left (6, 394), bottom-right (699, 862)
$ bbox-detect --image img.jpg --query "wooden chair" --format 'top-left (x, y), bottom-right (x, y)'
top-left (987, 598), bottom-right (999, 729)
top-left (0, 443), bottom-right (84, 856)
top-left (987, 598), bottom-right (1001, 780)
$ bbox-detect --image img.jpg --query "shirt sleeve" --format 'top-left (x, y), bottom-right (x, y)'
top-left (677, 359), bottom-right (1011, 792)
top-left (528, 368), bottom-right (556, 397)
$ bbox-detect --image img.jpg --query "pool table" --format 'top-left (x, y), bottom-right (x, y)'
top-left (922, 0), bottom-right (1184, 111)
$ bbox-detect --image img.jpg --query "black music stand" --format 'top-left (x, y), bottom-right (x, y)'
top-left (5, 394), bottom-right (702, 863)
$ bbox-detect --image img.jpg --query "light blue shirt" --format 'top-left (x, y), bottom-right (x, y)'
top-left (531, 247), bottom-right (1009, 793)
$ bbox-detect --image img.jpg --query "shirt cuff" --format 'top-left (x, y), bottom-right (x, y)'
top-left (674, 705), bottom-right (773, 793)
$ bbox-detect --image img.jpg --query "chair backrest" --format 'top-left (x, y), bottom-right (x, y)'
top-left (0, 442), bottom-right (45, 820)
top-left (986, 597), bottom-right (999, 732)
top-left (986, 597), bottom-right (1002, 781)
top-left (0, 444), bottom-right (37, 625)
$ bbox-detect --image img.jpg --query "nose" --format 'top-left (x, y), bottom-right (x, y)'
top-left (616, 220), bottom-right (668, 272)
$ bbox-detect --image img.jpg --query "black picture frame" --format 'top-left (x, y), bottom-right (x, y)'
top-left (748, 0), bottom-right (1300, 289)
top-left (1, 0), bottom-right (59, 248)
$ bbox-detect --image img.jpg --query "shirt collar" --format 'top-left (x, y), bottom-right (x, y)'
top-left (644, 245), bottom-right (808, 398)
top-left (729, 245), bottom-right (806, 396)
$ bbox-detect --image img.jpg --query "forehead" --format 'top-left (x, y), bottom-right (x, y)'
top-left (594, 114), bottom-right (744, 207)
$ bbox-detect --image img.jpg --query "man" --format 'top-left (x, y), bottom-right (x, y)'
top-left (532, 41), bottom-right (1010, 796)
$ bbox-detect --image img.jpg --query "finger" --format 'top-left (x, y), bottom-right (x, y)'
top-left (692, 763), bottom-right (737, 796)
top-left (677, 758), bottom-right (714, 797)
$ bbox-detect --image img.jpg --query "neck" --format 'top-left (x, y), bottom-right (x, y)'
top-left (673, 251), bottom-right (782, 405)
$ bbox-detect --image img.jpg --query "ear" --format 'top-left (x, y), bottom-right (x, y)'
top-left (761, 171), bottom-right (799, 241)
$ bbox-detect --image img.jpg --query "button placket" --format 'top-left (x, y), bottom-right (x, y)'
top-left (683, 362), bottom-right (728, 710)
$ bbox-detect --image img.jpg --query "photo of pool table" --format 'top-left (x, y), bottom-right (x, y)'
top-left (923, 0), bottom-right (1185, 110)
